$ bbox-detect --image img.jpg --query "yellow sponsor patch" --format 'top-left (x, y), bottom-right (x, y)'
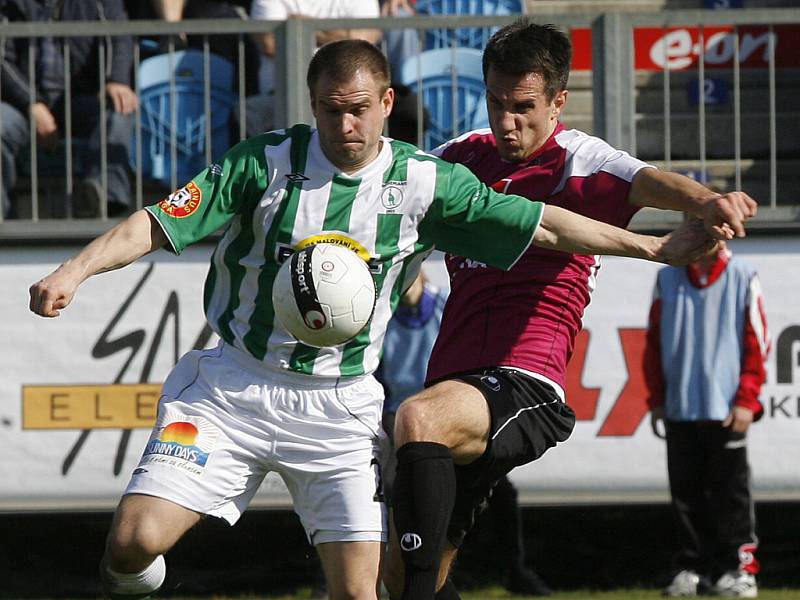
top-left (295, 233), bottom-right (371, 262)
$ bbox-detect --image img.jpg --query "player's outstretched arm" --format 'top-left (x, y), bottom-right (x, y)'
top-left (628, 168), bottom-right (757, 240)
top-left (534, 205), bottom-right (716, 265)
top-left (29, 210), bottom-right (168, 318)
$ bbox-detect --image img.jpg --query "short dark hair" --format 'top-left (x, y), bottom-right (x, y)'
top-left (482, 18), bottom-right (572, 100)
top-left (307, 39), bottom-right (391, 95)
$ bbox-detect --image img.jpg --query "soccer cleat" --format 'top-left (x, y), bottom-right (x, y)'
top-left (713, 570), bottom-right (758, 598)
top-left (506, 568), bottom-right (553, 596)
top-left (663, 569), bottom-right (701, 597)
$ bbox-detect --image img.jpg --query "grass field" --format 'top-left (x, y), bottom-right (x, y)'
top-left (240, 590), bottom-right (800, 600)
top-left (43, 588), bottom-right (800, 600)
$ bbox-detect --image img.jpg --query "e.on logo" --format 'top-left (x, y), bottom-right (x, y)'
top-left (570, 25), bottom-right (800, 72)
top-left (648, 28), bottom-right (774, 70)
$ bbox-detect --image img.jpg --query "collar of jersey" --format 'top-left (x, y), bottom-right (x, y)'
top-left (309, 130), bottom-right (393, 181)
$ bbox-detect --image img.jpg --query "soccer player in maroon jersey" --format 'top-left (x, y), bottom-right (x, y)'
top-left (384, 18), bottom-right (758, 600)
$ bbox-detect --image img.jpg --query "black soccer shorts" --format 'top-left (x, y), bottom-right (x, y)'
top-left (443, 367), bottom-right (576, 547)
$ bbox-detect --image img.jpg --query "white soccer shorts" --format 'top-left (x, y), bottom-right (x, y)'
top-left (125, 341), bottom-right (388, 545)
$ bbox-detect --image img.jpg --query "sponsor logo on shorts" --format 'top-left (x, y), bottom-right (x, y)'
top-left (140, 413), bottom-right (219, 476)
top-left (158, 182), bottom-right (202, 218)
top-left (132, 467), bottom-right (148, 475)
top-left (480, 375), bottom-right (501, 392)
top-left (400, 532), bottom-right (423, 552)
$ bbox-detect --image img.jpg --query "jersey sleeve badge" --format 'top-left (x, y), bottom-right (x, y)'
top-left (158, 182), bottom-right (203, 218)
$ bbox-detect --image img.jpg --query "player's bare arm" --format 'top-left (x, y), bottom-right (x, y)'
top-left (534, 204), bottom-right (716, 266)
top-left (627, 168), bottom-right (758, 240)
top-left (29, 210), bottom-right (168, 318)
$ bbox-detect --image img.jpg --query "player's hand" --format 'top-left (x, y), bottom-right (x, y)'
top-left (650, 406), bottom-right (666, 439)
top-left (31, 102), bottom-right (59, 150)
top-left (656, 218), bottom-right (719, 266)
top-left (381, 0), bottom-right (415, 16)
top-left (106, 82), bottom-right (139, 115)
top-left (722, 405), bottom-right (754, 433)
top-left (29, 266), bottom-right (81, 318)
top-left (701, 192), bottom-right (758, 240)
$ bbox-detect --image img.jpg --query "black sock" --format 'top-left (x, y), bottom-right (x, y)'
top-left (393, 441), bottom-right (456, 600)
top-left (435, 579), bottom-right (462, 600)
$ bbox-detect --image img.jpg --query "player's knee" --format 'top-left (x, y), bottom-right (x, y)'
top-left (394, 396), bottom-right (446, 446)
top-left (105, 514), bottom-right (169, 570)
top-left (326, 577), bottom-right (378, 600)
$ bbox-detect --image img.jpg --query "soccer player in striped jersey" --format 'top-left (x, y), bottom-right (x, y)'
top-left (30, 39), bottom-right (715, 600)
top-left (385, 19), bottom-right (759, 600)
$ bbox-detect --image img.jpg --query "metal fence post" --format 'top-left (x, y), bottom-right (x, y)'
top-left (592, 12), bottom-right (634, 153)
top-left (274, 18), bottom-right (315, 129)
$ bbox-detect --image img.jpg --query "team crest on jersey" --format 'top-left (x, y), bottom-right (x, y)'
top-left (380, 183), bottom-right (404, 211)
top-left (158, 182), bottom-right (202, 218)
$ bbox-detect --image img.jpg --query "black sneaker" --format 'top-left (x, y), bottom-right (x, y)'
top-left (506, 568), bottom-right (553, 596)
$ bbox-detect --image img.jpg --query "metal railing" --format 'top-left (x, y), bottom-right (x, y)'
top-left (1, 10), bottom-right (798, 240)
top-left (593, 8), bottom-right (800, 224)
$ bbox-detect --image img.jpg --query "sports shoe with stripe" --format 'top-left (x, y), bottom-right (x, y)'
top-left (713, 570), bottom-right (758, 598)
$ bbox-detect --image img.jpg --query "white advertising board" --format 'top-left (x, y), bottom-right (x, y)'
top-left (1, 238), bottom-right (798, 510)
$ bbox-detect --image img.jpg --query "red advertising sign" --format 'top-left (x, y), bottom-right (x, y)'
top-left (570, 25), bottom-right (800, 71)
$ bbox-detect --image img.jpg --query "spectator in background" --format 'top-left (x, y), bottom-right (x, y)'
top-left (644, 241), bottom-right (769, 598)
top-left (248, 0), bottom-right (381, 132)
top-left (126, 0), bottom-right (260, 96)
top-left (379, 0), bottom-right (419, 80)
top-left (0, 0), bottom-right (137, 219)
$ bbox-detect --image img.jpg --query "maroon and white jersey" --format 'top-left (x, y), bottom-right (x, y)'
top-left (426, 123), bottom-right (653, 394)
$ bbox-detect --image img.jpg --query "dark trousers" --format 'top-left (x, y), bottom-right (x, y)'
top-left (666, 420), bottom-right (759, 578)
top-left (1, 95), bottom-right (132, 217)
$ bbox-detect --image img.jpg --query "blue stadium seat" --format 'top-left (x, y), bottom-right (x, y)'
top-left (135, 49), bottom-right (236, 188)
top-left (400, 47), bottom-right (489, 150)
top-left (415, 0), bottom-right (524, 50)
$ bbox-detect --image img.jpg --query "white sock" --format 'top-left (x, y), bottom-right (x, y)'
top-left (102, 555), bottom-right (166, 599)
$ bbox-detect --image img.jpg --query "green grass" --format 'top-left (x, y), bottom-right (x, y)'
top-left (45, 587), bottom-right (800, 600)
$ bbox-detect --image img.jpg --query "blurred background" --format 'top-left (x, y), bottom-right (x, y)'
top-left (1, 0), bottom-right (799, 597)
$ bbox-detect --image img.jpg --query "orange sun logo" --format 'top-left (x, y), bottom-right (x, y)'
top-left (161, 421), bottom-right (199, 445)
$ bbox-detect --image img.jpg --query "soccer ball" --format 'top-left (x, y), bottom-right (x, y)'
top-left (272, 243), bottom-right (377, 347)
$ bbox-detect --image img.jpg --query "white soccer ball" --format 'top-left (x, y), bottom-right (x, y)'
top-left (272, 243), bottom-right (377, 347)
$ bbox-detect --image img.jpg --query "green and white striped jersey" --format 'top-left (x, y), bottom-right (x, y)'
top-left (146, 124), bottom-right (543, 378)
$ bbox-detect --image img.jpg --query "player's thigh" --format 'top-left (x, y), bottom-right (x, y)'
top-left (317, 540), bottom-right (383, 600)
top-left (105, 493), bottom-right (202, 568)
top-left (394, 379), bottom-right (490, 463)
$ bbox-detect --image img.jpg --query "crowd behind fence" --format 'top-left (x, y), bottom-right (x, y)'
top-left (0, 10), bottom-right (798, 239)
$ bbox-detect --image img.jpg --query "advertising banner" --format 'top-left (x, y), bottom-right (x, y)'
top-left (570, 25), bottom-right (800, 72)
top-left (1, 238), bottom-right (798, 510)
